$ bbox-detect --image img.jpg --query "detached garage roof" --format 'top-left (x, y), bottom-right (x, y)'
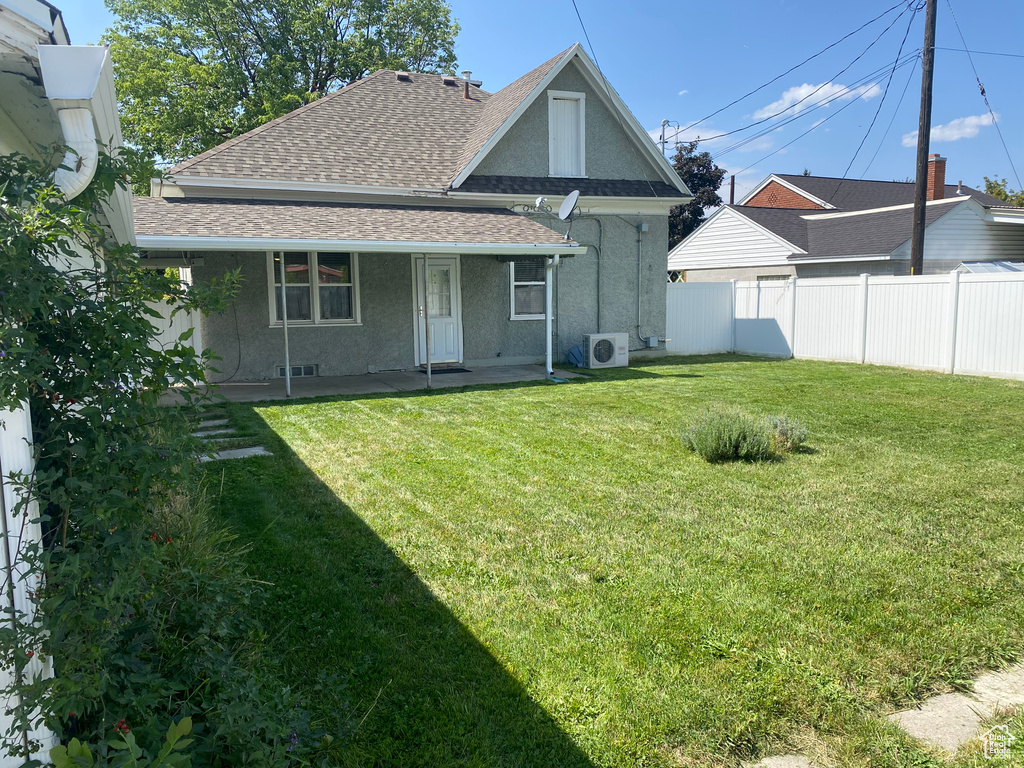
top-left (132, 197), bottom-right (584, 255)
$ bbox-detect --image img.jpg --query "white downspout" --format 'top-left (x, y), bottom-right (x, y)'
top-left (545, 255), bottom-right (559, 376)
top-left (52, 108), bottom-right (98, 200)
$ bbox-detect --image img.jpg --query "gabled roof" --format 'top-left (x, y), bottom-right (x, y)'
top-left (448, 42), bottom-right (689, 195)
top-left (744, 173), bottom-right (1011, 211)
top-left (167, 43), bottom-right (690, 198)
top-left (449, 47), bottom-right (569, 186)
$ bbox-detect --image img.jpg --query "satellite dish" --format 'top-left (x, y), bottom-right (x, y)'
top-left (558, 190), bottom-right (580, 221)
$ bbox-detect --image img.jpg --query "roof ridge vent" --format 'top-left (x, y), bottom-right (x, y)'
top-left (443, 76), bottom-right (457, 86)
top-left (396, 72), bottom-right (412, 82)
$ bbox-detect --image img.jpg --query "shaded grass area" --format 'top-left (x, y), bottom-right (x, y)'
top-left (210, 356), bottom-right (1024, 767)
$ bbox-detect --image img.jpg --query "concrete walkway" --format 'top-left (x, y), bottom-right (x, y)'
top-left (205, 364), bottom-right (582, 403)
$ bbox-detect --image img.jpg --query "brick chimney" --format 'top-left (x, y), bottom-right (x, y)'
top-left (926, 154), bottom-right (946, 200)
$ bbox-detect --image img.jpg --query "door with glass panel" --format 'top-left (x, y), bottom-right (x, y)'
top-left (414, 256), bottom-right (461, 364)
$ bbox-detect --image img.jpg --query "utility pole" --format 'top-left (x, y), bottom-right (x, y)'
top-left (910, 0), bottom-right (938, 276)
top-left (659, 119), bottom-right (668, 155)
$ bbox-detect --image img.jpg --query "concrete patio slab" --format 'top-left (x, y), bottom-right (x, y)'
top-left (202, 365), bottom-right (583, 404)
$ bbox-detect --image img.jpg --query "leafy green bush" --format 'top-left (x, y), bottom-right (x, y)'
top-left (682, 409), bottom-right (809, 462)
top-left (764, 415), bottom-right (809, 453)
top-left (682, 408), bottom-right (775, 463)
top-left (0, 151), bottom-right (326, 765)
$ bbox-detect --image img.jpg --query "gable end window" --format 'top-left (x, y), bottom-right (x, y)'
top-left (510, 260), bottom-right (546, 320)
top-left (548, 90), bottom-right (586, 178)
top-left (267, 252), bottom-right (360, 325)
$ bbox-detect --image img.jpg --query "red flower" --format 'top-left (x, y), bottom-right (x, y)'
top-left (26, 651), bottom-right (33, 658)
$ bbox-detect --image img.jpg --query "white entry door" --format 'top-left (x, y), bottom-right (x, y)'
top-left (414, 256), bottom-right (462, 364)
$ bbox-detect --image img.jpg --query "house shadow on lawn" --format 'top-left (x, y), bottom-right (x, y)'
top-left (211, 425), bottom-right (597, 768)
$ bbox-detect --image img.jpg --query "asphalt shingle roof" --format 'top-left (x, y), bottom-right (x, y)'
top-left (133, 197), bottom-right (575, 246)
top-left (169, 71), bottom-right (488, 189)
top-left (727, 206), bottom-right (809, 251)
top-left (800, 200), bottom-right (964, 258)
top-left (773, 174), bottom-right (1011, 210)
top-left (169, 47), bottom-right (583, 193)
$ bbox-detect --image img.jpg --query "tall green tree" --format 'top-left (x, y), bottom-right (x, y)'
top-left (668, 140), bottom-right (726, 249)
top-left (983, 176), bottom-right (1024, 207)
top-left (105, 0), bottom-right (459, 172)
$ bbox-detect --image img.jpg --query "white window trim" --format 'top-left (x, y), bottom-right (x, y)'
top-left (509, 261), bottom-right (546, 321)
top-left (265, 251), bottom-right (362, 327)
top-left (547, 90), bottom-right (586, 179)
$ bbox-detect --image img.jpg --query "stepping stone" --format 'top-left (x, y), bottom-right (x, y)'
top-left (193, 427), bottom-right (237, 438)
top-left (888, 663), bottom-right (1024, 753)
top-left (198, 446), bottom-right (272, 462)
top-left (889, 692), bottom-right (986, 753)
top-left (197, 418), bottom-right (229, 428)
top-left (744, 756), bottom-right (815, 768)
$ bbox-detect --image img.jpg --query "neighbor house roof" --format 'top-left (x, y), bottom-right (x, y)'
top-left (765, 174), bottom-right (1011, 211)
top-left (799, 199), bottom-right (964, 259)
top-left (132, 197), bottom-right (583, 254)
top-left (728, 206), bottom-right (810, 251)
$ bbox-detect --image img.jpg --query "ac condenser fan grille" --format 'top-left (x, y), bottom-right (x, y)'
top-left (592, 338), bottom-right (614, 364)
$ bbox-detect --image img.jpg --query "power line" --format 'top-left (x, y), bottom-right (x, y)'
top-left (944, 0), bottom-right (1022, 189)
top-left (934, 46), bottom-right (1024, 60)
top-left (668, 0), bottom-right (912, 139)
top-left (711, 52), bottom-right (920, 160)
top-left (666, 2), bottom-right (915, 147)
top-left (836, 1), bottom-right (921, 184)
top-left (733, 90), bottom-right (870, 178)
top-left (861, 54), bottom-right (921, 177)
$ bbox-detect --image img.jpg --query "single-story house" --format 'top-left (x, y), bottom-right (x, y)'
top-left (668, 155), bottom-right (1024, 281)
top-left (134, 43), bottom-right (692, 381)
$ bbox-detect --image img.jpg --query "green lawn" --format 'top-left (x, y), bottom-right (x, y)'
top-left (211, 356), bottom-right (1024, 768)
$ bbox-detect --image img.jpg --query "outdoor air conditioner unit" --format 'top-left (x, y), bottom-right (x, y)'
top-left (583, 333), bottom-right (629, 369)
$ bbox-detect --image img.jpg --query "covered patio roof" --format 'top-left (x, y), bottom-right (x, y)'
top-left (133, 197), bottom-right (585, 255)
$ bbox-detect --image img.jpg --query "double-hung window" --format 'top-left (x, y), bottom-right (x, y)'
top-left (548, 90), bottom-right (586, 177)
top-left (269, 252), bottom-right (359, 325)
top-left (510, 260), bottom-right (546, 320)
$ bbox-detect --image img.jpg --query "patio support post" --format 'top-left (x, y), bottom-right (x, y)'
top-left (278, 253), bottom-right (291, 398)
top-left (544, 255), bottom-right (559, 376)
top-left (423, 255), bottom-right (431, 388)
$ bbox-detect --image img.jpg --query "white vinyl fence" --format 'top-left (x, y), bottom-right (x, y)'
top-left (666, 272), bottom-right (1024, 380)
top-left (149, 301), bottom-right (202, 357)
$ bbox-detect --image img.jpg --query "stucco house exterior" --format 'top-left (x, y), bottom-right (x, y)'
top-left (668, 155), bottom-right (1024, 281)
top-left (134, 43), bottom-right (691, 381)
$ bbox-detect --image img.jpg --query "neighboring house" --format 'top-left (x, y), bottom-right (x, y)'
top-left (668, 155), bottom-right (1024, 281)
top-left (133, 43), bottom-right (691, 381)
top-left (1, 0), bottom-right (133, 762)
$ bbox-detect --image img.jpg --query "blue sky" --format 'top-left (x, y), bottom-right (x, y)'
top-left (58, 0), bottom-right (1023, 199)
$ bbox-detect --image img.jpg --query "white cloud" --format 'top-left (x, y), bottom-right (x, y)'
top-left (811, 117), bottom-right (827, 129)
top-left (678, 89), bottom-right (688, 96)
top-left (753, 81), bottom-right (881, 120)
top-left (901, 113), bottom-right (996, 147)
